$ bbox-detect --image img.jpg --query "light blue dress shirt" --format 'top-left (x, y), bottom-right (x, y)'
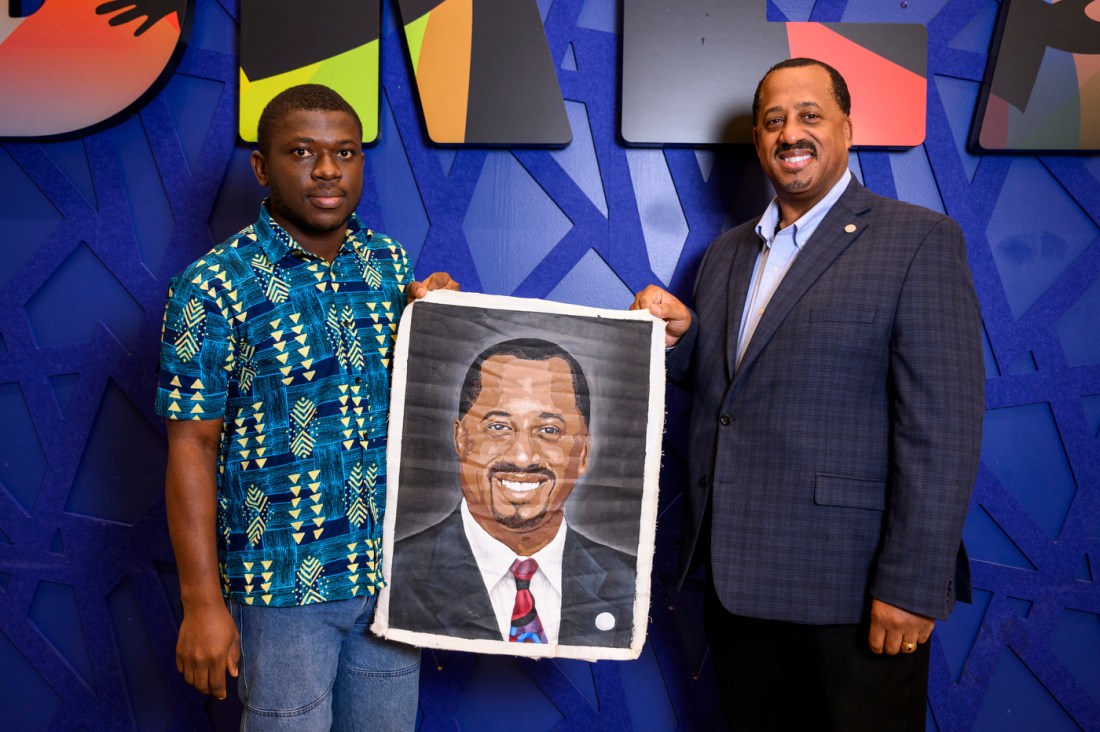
top-left (736, 169), bottom-right (853, 367)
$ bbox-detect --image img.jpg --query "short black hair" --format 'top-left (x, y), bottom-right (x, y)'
top-left (752, 58), bottom-right (851, 124)
top-left (256, 84), bottom-right (362, 154)
top-left (458, 338), bottom-right (590, 428)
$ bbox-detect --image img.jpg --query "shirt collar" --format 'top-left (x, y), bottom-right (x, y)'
top-left (254, 200), bottom-right (372, 263)
top-left (755, 169), bottom-right (852, 250)
top-left (460, 498), bottom-right (567, 596)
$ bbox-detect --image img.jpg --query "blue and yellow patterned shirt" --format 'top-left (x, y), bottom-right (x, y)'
top-left (156, 205), bottom-right (410, 607)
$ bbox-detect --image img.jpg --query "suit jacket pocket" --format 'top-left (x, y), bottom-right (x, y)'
top-left (807, 307), bottom-right (876, 324)
top-left (814, 474), bottom-right (886, 511)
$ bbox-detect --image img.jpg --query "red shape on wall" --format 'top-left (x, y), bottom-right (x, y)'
top-left (787, 23), bottom-right (926, 147)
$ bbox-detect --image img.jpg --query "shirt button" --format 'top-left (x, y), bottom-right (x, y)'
top-left (355, 377), bottom-right (362, 384)
top-left (719, 415), bottom-right (731, 426)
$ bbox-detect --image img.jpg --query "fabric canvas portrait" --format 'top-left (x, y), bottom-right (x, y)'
top-left (372, 291), bottom-right (664, 660)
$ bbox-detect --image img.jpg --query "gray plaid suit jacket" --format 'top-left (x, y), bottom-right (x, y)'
top-left (668, 178), bottom-right (984, 624)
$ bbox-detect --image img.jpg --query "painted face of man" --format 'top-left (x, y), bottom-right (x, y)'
top-left (454, 355), bottom-right (590, 552)
top-left (753, 64), bottom-right (853, 223)
top-left (250, 108), bottom-right (363, 257)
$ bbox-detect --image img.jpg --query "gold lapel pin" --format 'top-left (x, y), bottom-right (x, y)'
top-left (844, 224), bottom-right (857, 233)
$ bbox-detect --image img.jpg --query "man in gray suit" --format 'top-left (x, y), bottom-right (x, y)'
top-left (632, 58), bottom-right (984, 729)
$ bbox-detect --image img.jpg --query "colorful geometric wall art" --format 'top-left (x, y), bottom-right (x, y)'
top-left (621, 0), bottom-right (927, 146)
top-left (398, 0), bottom-right (570, 145)
top-left (971, 0), bottom-right (1100, 152)
top-left (238, 0), bottom-right (380, 143)
top-left (0, 0), bottom-right (191, 138)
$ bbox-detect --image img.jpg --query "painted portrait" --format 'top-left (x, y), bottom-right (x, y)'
top-left (372, 291), bottom-right (664, 660)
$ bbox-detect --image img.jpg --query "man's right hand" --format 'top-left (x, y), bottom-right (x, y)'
top-left (630, 285), bottom-right (692, 348)
top-left (176, 601), bottom-right (240, 700)
top-left (165, 417), bottom-right (238, 700)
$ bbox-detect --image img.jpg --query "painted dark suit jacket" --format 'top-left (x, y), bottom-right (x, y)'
top-left (388, 508), bottom-right (637, 648)
top-left (669, 178), bottom-right (985, 624)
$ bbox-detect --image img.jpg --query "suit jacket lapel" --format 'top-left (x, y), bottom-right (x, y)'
top-left (735, 181), bottom-right (873, 379)
top-left (429, 511), bottom-right (500, 639)
top-left (725, 233), bottom-right (763, 381)
top-left (559, 529), bottom-right (610, 644)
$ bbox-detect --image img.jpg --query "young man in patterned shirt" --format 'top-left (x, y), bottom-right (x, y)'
top-left (156, 84), bottom-right (456, 730)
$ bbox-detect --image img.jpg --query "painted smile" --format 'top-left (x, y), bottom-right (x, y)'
top-left (498, 478), bottom-right (545, 494)
top-left (489, 464), bottom-right (554, 497)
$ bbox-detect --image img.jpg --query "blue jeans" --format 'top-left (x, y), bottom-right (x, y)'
top-left (231, 593), bottom-right (420, 731)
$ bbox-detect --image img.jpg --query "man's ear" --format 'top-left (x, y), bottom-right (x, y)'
top-left (577, 433), bottom-right (590, 477)
top-left (453, 418), bottom-right (465, 456)
top-left (250, 149), bottom-right (268, 187)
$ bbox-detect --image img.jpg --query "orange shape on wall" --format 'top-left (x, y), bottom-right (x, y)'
top-left (414, 0), bottom-right (473, 143)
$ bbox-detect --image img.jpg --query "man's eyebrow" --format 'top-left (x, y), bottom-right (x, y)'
top-left (285, 136), bottom-right (361, 146)
top-left (762, 101), bottom-right (823, 117)
top-left (479, 410), bottom-right (567, 423)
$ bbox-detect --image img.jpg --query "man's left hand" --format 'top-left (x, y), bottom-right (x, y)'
top-left (407, 272), bottom-right (459, 302)
top-left (868, 598), bottom-right (934, 655)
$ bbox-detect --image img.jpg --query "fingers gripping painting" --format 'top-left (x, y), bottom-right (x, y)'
top-left (373, 291), bottom-right (665, 660)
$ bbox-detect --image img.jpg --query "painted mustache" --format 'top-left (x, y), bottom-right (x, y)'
top-left (489, 463), bottom-right (555, 487)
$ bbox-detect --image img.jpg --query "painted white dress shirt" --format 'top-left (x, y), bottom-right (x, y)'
top-left (460, 498), bottom-right (566, 643)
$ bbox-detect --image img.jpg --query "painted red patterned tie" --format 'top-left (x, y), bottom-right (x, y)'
top-left (509, 558), bottom-right (547, 643)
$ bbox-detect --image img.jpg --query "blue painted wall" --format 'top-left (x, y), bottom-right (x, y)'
top-left (1, 0), bottom-right (1098, 730)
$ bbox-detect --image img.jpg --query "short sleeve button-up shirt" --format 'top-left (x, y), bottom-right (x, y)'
top-left (156, 205), bottom-right (410, 607)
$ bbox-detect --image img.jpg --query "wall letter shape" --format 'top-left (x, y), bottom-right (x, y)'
top-left (399, 0), bottom-right (570, 145)
top-left (621, 0), bottom-right (927, 147)
top-left (0, 0), bottom-right (190, 139)
top-left (971, 0), bottom-right (1100, 152)
top-left (238, 0), bottom-right (380, 144)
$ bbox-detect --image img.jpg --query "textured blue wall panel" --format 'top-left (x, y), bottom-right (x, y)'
top-left (0, 0), bottom-right (1098, 730)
